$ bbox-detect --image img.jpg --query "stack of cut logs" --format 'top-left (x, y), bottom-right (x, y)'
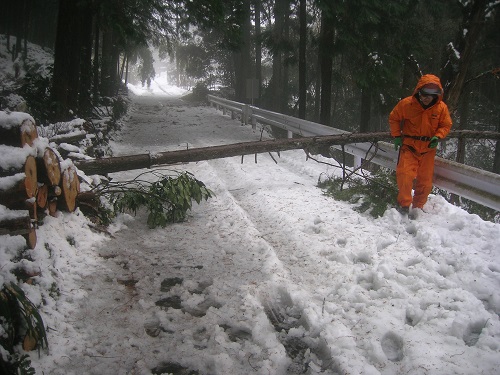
top-left (0, 111), bottom-right (81, 249)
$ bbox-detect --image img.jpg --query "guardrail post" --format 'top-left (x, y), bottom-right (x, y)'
top-left (287, 130), bottom-right (293, 138)
top-left (251, 114), bottom-right (257, 131)
top-left (243, 105), bottom-right (249, 125)
top-left (354, 155), bottom-right (362, 169)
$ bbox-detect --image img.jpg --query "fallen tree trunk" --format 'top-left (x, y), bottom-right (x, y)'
top-left (75, 130), bottom-right (500, 176)
top-left (74, 132), bottom-right (395, 175)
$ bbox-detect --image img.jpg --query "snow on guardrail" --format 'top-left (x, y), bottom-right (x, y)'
top-left (207, 95), bottom-right (500, 211)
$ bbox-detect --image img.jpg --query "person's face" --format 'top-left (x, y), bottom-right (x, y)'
top-left (419, 92), bottom-right (436, 105)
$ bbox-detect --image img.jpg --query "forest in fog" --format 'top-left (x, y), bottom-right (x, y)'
top-left (1, 0), bottom-right (499, 171)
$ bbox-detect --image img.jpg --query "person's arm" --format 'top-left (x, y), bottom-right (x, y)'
top-left (389, 102), bottom-right (405, 150)
top-left (389, 101), bottom-right (404, 137)
top-left (434, 103), bottom-right (453, 139)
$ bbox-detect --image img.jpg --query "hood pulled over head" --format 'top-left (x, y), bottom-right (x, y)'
top-left (413, 74), bottom-right (444, 98)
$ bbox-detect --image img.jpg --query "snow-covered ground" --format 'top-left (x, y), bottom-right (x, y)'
top-left (2, 75), bottom-right (499, 375)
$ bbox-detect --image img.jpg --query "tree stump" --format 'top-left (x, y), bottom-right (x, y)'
top-left (0, 111), bottom-right (38, 147)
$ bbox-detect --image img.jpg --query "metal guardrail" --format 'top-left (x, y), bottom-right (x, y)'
top-left (207, 95), bottom-right (500, 211)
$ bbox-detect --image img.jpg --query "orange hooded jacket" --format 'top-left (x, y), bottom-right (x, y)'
top-left (389, 74), bottom-right (452, 154)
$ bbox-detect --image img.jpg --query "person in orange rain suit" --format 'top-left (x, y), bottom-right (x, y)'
top-left (389, 74), bottom-right (453, 214)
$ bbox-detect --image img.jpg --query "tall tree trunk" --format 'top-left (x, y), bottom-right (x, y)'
top-left (52, 0), bottom-right (82, 120)
top-left (319, 11), bottom-right (333, 126)
top-left (298, 0), bottom-right (307, 119)
top-left (456, 89), bottom-right (470, 163)
top-left (254, 0), bottom-right (262, 107)
top-left (281, 3), bottom-right (290, 113)
top-left (269, 0), bottom-right (286, 111)
top-left (444, 0), bottom-right (488, 114)
top-left (359, 88), bottom-right (372, 133)
top-left (79, 2), bottom-right (93, 117)
top-left (494, 118), bottom-right (500, 174)
top-left (233, 0), bottom-right (252, 103)
top-left (100, 27), bottom-right (114, 97)
top-left (92, 19), bottom-right (100, 104)
top-left (314, 55), bottom-right (321, 122)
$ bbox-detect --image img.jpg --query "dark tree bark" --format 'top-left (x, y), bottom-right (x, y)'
top-left (359, 88), bottom-right (372, 133)
top-left (254, 0), bottom-right (262, 107)
top-left (52, 0), bottom-right (82, 119)
top-left (233, 0), bottom-right (252, 103)
top-left (269, 0), bottom-right (287, 112)
top-left (100, 27), bottom-right (114, 97)
top-left (92, 20), bottom-right (100, 104)
top-left (298, 0), bottom-right (307, 119)
top-left (443, 0), bottom-right (488, 114)
top-left (494, 118), bottom-right (500, 174)
top-left (79, 2), bottom-right (94, 117)
top-left (319, 11), bottom-right (334, 126)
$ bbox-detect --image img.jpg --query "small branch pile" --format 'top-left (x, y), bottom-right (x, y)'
top-left (89, 169), bottom-right (214, 228)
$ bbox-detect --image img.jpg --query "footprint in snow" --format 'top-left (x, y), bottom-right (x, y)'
top-left (261, 288), bottom-right (336, 373)
top-left (463, 320), bottom-right (487, 347)
top-left (381, 331), bottom-right (404, 362)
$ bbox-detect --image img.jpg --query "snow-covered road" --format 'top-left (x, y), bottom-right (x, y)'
top-left (30, 90), bottom-right (500, 375)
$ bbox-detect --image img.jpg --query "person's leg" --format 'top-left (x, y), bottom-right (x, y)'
top-left (412, 149), bottom-right (437, 208)
top-left (396, 146), bottom-right (419, 208)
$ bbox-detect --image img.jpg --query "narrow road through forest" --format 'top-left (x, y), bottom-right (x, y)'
top-left (42, 93), bottom-right (500, 375)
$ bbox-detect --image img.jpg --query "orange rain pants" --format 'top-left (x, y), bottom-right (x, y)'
top-left (396, 145), bottom-right (436, 208)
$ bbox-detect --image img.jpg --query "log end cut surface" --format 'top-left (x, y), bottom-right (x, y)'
top-left (23, 155), bottom-right (38, 199)
top-left (60, 166), bottom-right (80, 212)
top-left (21, 118), bottom-right (38, 147)
top-left (43, 147), bottom-right (61, 186)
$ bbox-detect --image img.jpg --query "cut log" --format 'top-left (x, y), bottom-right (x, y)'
top-left (0, 144), bottom-right (37, 177)
top-left (36, 147), bottom-right (61, 186)
top-left (77, 191), bottom-right (102, 223)
top-left (48, 198), bottom-right (58, 217)
top-left (37, 184), bottom-right (48, 209)
top-left (49, 131), bottom-right (87, 146)
top-left (0, 155), bottom-right (38, 209)
top-left (58, 165), bottom-right (80, 212)
top-left (0, 214), bottom-right (37, 249)
top-left (23, 228), bottom-right (37, 249)
top-left (0, 111), bottom-right (38, 147)
top-left (0, 216), bottom-right (34, 236)
top-left (50, 185), bottom-right (62, 197)
top-left (74, 130), bottom-right (500, 176)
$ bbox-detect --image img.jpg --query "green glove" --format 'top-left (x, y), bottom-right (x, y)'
top-left (429, 136), bottom-right (439, 148)
top-left (394, 137), bottom-right (402, 150)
